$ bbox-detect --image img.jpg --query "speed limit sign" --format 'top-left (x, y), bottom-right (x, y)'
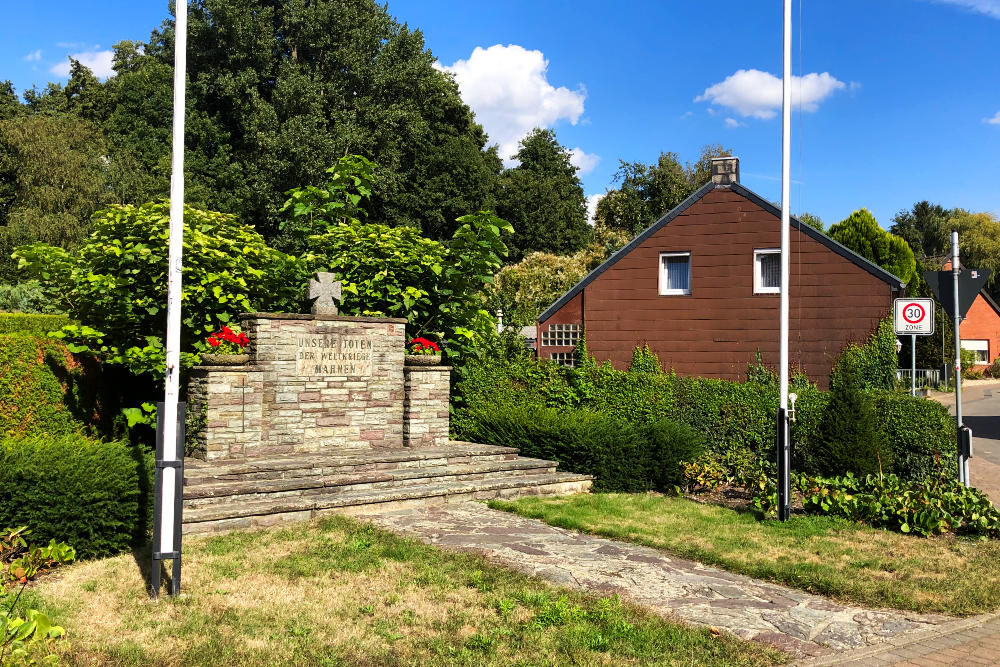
top-left (894, 298), bottom-right (935, 335)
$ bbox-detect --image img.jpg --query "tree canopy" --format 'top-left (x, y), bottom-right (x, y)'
top-left (2, 0), bottom-right (502, 245)
top-left (494, 128), bottom-right (591, 261)
top-left (594, 145), bottom-right (731, 236)
top-left (827, 208), bottom-right (917, 286)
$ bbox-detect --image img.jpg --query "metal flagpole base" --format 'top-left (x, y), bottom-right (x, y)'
top-left (776, 407), bottom-right (791, 522)
top-left (151, 402), bottom-right (186, 599)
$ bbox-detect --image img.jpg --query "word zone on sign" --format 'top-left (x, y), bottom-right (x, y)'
top-left (295, 334), bottom-right (374, 377)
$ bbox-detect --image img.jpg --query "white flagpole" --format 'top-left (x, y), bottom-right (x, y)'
top-left (159, 0), bottom-right (188, 561)
top-left (778, 0), bottom-right (792, 520)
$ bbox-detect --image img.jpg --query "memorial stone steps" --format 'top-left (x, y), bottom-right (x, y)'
top-left (181, 442), bottom-right (592, 534)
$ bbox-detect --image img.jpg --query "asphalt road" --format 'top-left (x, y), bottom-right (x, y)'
top-left (936, 382), bottom-right (1000, 467)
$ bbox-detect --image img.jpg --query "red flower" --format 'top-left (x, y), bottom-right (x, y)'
top-left (208, 336), bottom-right (220, 348)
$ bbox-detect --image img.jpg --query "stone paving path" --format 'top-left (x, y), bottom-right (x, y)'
top-left (355, 502), bottom-right (953, 659)
top-left (798, 612), bottom-right (1000, 666)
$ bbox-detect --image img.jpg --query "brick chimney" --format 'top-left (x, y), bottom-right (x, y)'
top-left (710, 156), bottom-right (740, 185)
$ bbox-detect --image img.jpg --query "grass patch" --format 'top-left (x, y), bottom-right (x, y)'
top-left (489, 493), bottom-right (1000, 616)
top-left (31, 513), bottom-right (783, 666)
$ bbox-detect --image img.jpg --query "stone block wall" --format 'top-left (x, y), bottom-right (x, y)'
top-left (403, 365), bottom-right (451, 448)
top-left (244, 313), bottom-right (406, 457)
top-left (187, 367), bottom-right (263, 461)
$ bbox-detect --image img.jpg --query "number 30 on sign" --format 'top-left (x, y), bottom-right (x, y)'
top-left (893, 298), bottom-right (935, 336)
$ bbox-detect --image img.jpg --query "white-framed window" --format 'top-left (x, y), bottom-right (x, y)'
top-left (961, 339), bottom-right (990, 365)
top-left (659, 252), bottom-right (691, 295)
top-left (754, 249), bottom-right (781, 294)
top-left (550, 352), bottom-right (576, 368)
top-left (541, 323), bottom-right (581, 347)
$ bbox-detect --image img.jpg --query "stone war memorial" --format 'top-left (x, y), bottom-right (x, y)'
top-left (181, 273), bottom-right (590, 534)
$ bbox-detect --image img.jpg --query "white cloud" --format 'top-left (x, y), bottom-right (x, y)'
top-left (695, 69), bottom-right (847, 119)
top-left (585, 193), bottom-right (604, 224)
top-left (23, 50), bottom-right (42, 62)
top-left (437, 44), bottom-right (587, 162)
top-left (50, 49), bottom-right (115, 80)
top-left (724, 117), bottom-right (745, 128)
top-left (569, 147), bottom-right (600, 175)
top-left (985, 111), bottom-right (1000, 125)
top-left (928, 0), bottom-right (1000, 18)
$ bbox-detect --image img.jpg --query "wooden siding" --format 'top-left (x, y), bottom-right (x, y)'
top-left (539, 188), bottom-right (895, 386)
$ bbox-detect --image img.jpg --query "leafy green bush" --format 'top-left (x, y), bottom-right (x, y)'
top-left (14, 202), bottom-right (305, 377)
top-left (0, 313), bottom-right (70, 336)
top-left (628, 344), bottom-right (661, 373)
top-left (465, 405), bottom-right (650, 492)
top-left (465, 403), bottom-right (702, 492)
top-left (306, 210), bottom-right (512, 363)
top-left (640, 418), bottom-right (705, 489)
top-left (0, 435), bottom-right (152, 559)
top-left (797, 472), bottom-right (1000, 538)
top-left (831, 318), bottom-right (897, 392)
top-left (0, 281), bottom-right (59, 315)
top-left (454, 349), bottom-right (956, 483)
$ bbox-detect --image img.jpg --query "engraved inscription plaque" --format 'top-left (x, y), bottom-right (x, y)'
top-left (295, 333), bottom-right (373, 377)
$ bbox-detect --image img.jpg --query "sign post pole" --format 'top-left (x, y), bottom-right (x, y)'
top-left (911, 334), bottom-right (916, 397)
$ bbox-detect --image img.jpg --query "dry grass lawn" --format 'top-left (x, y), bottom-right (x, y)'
top-left (490, 493), bottom-right (1000, 616)
top-left (18, 513), bottom-right (785, 666)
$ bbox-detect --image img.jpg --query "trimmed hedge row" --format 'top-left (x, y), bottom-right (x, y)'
top-left (465, 404), bottom-right (704, 492)
top-left (0, 334), bottom-right (89, 437)
top-left (0, 313), bottom-right (71, 335)
top-left (454, 355), bottom-right (957, 482)
top-left (0, 435), bottom-right (153, 559)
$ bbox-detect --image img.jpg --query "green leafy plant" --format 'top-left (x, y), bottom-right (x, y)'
top-left (797, 472), bottom-right (1000, 538)
top-left (305, 209), bottom-right (512, 363)
top-left (627, 344), bottom-right (661, 373)
top-left (277, 155), bottom-right (376, 255)
top-left (14, 202), bottom-right (304, 378)
top-left (1, 528), bottom-right (73, 665)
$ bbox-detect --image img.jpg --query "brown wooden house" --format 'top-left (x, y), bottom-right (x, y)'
top-left (536, 158), bottom-right (905, 385)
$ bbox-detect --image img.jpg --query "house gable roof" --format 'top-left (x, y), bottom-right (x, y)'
top-left (979, 290), bottom-right (1000, 319)
top-left (538, 181), bottom-right (906, 324)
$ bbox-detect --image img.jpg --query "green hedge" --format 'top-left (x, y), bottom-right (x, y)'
top-left (0, 435), bottom-right (153, 559)
top-left (0, 334), bottom-right (89, 437)
top-left (454, 355), bottom-right (958, 483)
top-left (0, 313), bottom-right (71, 335)
top-left (465, 404), bottom-right (703, 492)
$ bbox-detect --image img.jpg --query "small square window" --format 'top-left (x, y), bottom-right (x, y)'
top-left (754, 249), bottom-right (781, 294)
top-left (550, 352), bottom-right (576, 367)
top-left (659, 252), bottom-right (691, 295)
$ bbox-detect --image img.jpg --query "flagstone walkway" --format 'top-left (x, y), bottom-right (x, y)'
top-left (354, 502), bottom-right (955, 659)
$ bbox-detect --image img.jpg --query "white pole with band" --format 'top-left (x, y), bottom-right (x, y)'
top-left (152, 0), bottom-right (188, 598)
top-left (776, 0), bottom-right (793, 522)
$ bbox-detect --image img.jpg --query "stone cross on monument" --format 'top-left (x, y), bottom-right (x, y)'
top-left (308, 272), bottom-right (342, 315)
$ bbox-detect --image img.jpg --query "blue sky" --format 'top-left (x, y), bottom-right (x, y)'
top-left (4, 0), bottom-right (999, 229)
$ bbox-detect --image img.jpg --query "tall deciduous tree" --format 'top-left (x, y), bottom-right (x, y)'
top-left (828, 208), bottom-right (917, 286)
top-left (0, 114), bottom-right (108, 281)
top-left (120, 0), bottom-right (501, 239)
top-left (594, 145), bottom-right (731, 236)
top-left (494, 128), bottom-right (590, 262)
top-left (889, 201), bottom-right (951, 262)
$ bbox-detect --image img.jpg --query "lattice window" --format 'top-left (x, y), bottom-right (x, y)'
top-left (550, 352), bottom-right (576, 368)
top-left (541, 323), bottom-right (581, 347)
top-left (754, 249), bottom-right (781, 294)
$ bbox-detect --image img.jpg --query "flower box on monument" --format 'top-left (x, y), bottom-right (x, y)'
top-left (404, 354), bottom-right (442, 366)
top-left (201, 353), bottom-right (250, 366)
